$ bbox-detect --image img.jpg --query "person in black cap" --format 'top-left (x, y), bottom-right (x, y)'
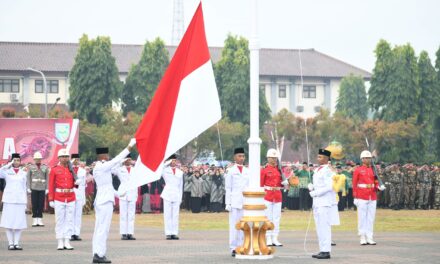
top-left (160, 154), bottom-right (183, 240)
top-left (224, 147), bottom-right (250, 257)
top-left (112, 153), bottom-right (138, 241)
top-left (71, 153), bottom-right (86, 241)
top-left (92, 138), bottom-right (136, 264)
top-left (0, 153), bottom-right (27, 250)
top-left (308, 148), bottom-right (335, 259)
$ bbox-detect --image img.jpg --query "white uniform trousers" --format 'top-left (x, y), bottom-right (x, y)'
top-left (313, 206), bottom-right (332, 252)
top-left (120, 200), bottom-right (136, 235)
top-left (54, 201), bottom-right (75, 239)
top-left (357, 199), bottom-right (376, 238)
top-left (330, 204), bottom-right (340, 226)
top-left (229, 208), bottom-right (243, 251)
top-left (73, 199), bottom-right (85, 236)
top-left (163, 200), bottom-right (180, 236)
top-left (93, 202), bottom-right (113, 257)
top-left (264, 201), bottom-right (281, 237)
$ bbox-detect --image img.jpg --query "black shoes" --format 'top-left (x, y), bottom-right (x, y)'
top-left (312, 252), bottom-right (330, 259)
top-left (171, 235), bottom-right (179, 240)
top-left (127, 234), bottom-right (136, 240)
top-left (331, 241), bottom-right (336, 246)
top-left (166, 235), bottom-right (172, 240)
top-left (70, 235), bottom-right (82, 241)
top-left (8, 245), bottom-right (23, 250)
top-left (121, 234), bottom-right (128, 240)
top-left (93, 253), bottom-right (112, 263)
top-left (231, 250), bottom-right (236, 257)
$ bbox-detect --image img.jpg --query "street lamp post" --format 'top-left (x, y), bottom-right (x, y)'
top-left (27, 67), bottom-right (48, 118)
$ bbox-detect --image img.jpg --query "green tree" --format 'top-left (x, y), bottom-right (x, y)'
top-left (214, 34), bottom-right (271, 126)
top-left (336, 74), bottom-right (368, 121)
top-left (69, 35), bottom-right (122, 124)
top-left (368, 39), bottom-right (393, 117)
top-left (417, 51), bottom-right (439, 124)
top-left (122, 38), bottom-right (169, 115)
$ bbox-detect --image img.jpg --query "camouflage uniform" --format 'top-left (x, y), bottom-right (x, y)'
top-left (403, 165), bottom-right (417, 210)
top-left (388, 166), bottom-right (403, 210)
top-left (417, 166), bottom-right (431, 210)
top-left (433, 169), bottom-right (440, 210)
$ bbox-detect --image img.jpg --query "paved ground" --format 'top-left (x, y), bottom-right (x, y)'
top-left (0, 212), bottom-right (439, 264)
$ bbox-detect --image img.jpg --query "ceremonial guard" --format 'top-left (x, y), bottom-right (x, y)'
top-left (112, 153), bottom-right (138, 240)
top-left (0, 153), bottom-right (27, 250)
top-left (224, 147), bottom-right (249, 257)
top-left (92, 138), bottom-right (135, 264)
top-left (161, 154), bottom-right (183, 240)
top-left (27, 151), bottom-right (49, 227)
top-left (308, 149), bottom-right (335, 259)
top-left (47, 149), bottom-right (76, 250)
top-left (260, 148), bottom-right (284, 247)
top-left (353, 150), bottom-right (385, 245)
top-left (71, 153), bottom-right (86, 241)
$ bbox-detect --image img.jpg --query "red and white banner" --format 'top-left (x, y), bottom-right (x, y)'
top-left (0, 118), bottom-right (79, 167)
top-left (126, 2), bottom-right (221, 190)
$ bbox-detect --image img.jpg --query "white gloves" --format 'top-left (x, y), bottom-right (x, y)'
top-left (308, 183), bottom-right (314, 191)
top-left (74, 179), bottom-right (81, 185)
top-left (225, 204), bottom-right (232, 212)
top-left (281, 179), bottom-right (288, 186)
top-left (353, 198), bottom-right (359, 206)
top-left (27, 189), bottom-right (32, 194)
top-left (49, 201), bottom-right (55, 208)
top-left (378, 185), bottom-right (386, 191)
top-left (128, 138), bottom-right (137, 148)
top-left (309, 190), bottom-right (317, 197)
top-left (45, 189), bottom-right (49, 195)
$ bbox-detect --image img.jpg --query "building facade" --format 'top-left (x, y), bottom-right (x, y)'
top-left (0, 42), bottom-right (370, 117)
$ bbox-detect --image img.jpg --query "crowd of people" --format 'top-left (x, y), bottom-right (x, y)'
top-left (1, 142), bottom-right (440, 261)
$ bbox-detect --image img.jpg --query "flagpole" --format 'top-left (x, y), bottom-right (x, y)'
top-left (235, 0), bottom-right (274, 259)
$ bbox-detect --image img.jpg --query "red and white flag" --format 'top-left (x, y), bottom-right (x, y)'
top-left (125, 3), bottom-right (221, 190)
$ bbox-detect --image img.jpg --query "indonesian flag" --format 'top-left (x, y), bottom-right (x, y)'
top-left (123, 2), bottom-right (221, 191)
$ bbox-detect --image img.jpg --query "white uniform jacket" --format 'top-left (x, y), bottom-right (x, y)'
top-left (74, 167), bottom-right (87, 202)
top-left (112, 165), bottom-right (138, 202)
top-left (160, 166), bottom-right (183, 202)
top-left (0, 164), bottom-right (27, 204)
top-left (225, 164), bottom-right (249, 209)
top-left (312, 165), bottom-right (337, 207)
top-left (93, 148), bottom-right (130, 206)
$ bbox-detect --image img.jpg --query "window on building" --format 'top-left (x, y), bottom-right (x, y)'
top-left (0, 79), bottom-right (20, 93)
top-left (303, 85), bottom-right (316, 98)
top-left (278, 85), bottom-right (286, 98)
top-left (35, 80), bottom-right (59, 93)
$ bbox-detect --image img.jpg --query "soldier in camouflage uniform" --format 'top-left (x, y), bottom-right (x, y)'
top-left (432, 167), bottom-right (440, 210)
top-left (403, 164), bottom-right (418, 210)
top-left (388, 165), bottom-right (403, 210)
top-left (417, 165), bottom-right (431, 210)
top-left (376, 166), bottom-right (386, 208)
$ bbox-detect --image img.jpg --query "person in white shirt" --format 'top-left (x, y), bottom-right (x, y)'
top-left (91, 138), bottom-right (135, 264)
top-left (112, 153), bottom-right (138, 240)
top-left (224, 147), bottom-right (250, 257)
top-left (161, 154), bottom-right (183, 240)
top-left (71, 153), bottom-right (87, 241)
top-left (308, 149), bottom-right (336, 260)
top-left (0, 153), bottom-right (27, 250)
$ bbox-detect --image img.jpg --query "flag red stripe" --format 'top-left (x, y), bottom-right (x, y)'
top-left (135, 3), bottom-right (210, 171)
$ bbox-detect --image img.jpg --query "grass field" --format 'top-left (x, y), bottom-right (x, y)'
top-left (125, 209), bottom-right (440, 232)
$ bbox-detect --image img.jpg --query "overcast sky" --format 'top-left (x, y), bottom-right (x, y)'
top-left (1, 0), bottom-right (439, 71)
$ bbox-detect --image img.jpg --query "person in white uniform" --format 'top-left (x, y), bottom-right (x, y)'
top-left (308, 149), bottom-right (336, 259)
top-left (224, 147), bottom-right (250, 257)
top-left (91, 138), bottom-right (135, 264)
top-left (0, 153), bottom-right (27, 250)
top-left (161, 154), bottom-right (183, 240)
top-left (71, 153), bottom-right (86, 241)
top-left (112, 153), bottom-right (138, 240)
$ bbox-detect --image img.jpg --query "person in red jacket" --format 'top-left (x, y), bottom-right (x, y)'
top-left (48, 149), bottom-right (77, 250)
top-left (353, 150), bottom-right (385, 246)
top-left (260, 148), bottom-right (284, 247)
